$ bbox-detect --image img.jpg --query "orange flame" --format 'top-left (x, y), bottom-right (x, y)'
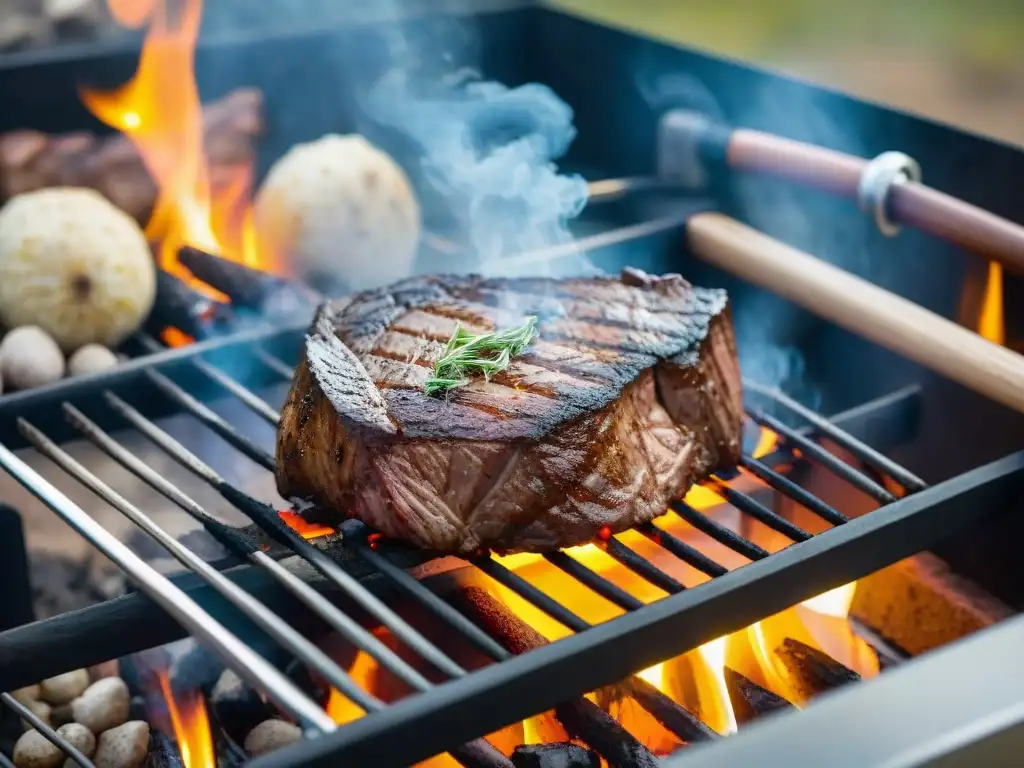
top-left (81, 0), bottom-right (280, 304)
top-left (158, 672), bottom-right (215, 768)
top-left (278, 510), bottom-right (335, 540)
top-left (979, 261), bottom-right (1004, 344)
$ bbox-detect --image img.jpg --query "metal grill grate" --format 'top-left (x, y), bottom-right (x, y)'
top-left (0, 322), bottom-right (1018, 768)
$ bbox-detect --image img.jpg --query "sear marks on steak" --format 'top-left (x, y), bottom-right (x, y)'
top-left (276, 268), bottom-right (744, 555)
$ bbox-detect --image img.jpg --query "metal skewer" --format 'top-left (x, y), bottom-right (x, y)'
top-left (1, 693), bottom-right (95, 767)
top-left (63, 400), bottom-right (432, 693)
top-left (0, 438), bottom-right (334, 734)
top-left (18, 415), bottom-right (375, 716)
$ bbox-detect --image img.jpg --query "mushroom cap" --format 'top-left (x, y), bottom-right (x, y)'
top-left (0, 188), bottom-right (156, 353)
top-left (254, 134), bottom-right (421, 292)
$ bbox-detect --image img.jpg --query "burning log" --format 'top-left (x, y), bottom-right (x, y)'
top-left (722, 668), bottom-right (794, 725)
top-left (0, 89), bottom-right (262, 226)
top-left (772, 638), bottom-right (860, 703)
top-left (451, 586), bottom-right (669, 766)
top-left (510, 743), bottom-right (600, 768)
top-left (143, 270), bottom-right (234, 341)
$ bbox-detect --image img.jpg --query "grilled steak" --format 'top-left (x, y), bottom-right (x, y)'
top-left (276, 268), bottom-right (744, 554)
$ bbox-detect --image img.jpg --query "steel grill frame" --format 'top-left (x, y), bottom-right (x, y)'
top-left (0, 321), bottom-right (1017, 767)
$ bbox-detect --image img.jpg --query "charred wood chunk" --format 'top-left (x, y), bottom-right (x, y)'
top-left (511, 743), bottom-right (601, 768)
top-left (450, 587), bottom-right (661, 768)
top-left (0, 89), bottom-right (262, 225)
top-left (555, 699), bottom-right (660, 768)
top-left (177, 246), bottom-right (287, 311)
top-left (145, 270), bottom-right (232, 340)
top-left (773, 638), bottom-right (859, 702)
top-left (210, 670), bottom-right (276, 743)
top-left (449, 740), bottom-right (517, 768)
top-left (723, 668), bottom-right (794, 725)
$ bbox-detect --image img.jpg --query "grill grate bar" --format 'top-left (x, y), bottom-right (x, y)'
top-left (743, 379), bottom-right (927, 492)
top-left (0, 438), bottom-right (335, 733)
top-left (750, 410), bottom-right (897, 505)
top-left (470, 556), bottom-right (717, 743)
top-left (145, 369), bottom-right (276, 470)
top-left (601, 536), bottom-right (686, 594)
top-left (19, 415), bottom-right (380, 715)
top-left (60, 404), bottom-right (435, 697)
top-left (635, 523), bottom-right (729, 577)
top-left (78, 398), bottom-right (469, 688)
top-left (254, 347), bottom-right (298, 380)
top-left (1, 693), bottom-right (95, 768)
top-left (670, 500), bottom-right (770, 561)
top-left (346, 529), bottom-right (511, 661)
top-left (543, 552), bottom-right (645, 611)
top-left (738, 456), bottom-right (848, 526)
top-left (707, 477), bottom-right (813, 541)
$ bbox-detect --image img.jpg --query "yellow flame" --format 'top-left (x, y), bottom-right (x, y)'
top-left (979, 261), bottom-right (1004, 344)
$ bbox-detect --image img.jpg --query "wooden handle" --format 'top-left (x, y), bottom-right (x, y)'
top-left (726, 129), bottom-right (1024, 275)
top-left (687, 212), bottom-right (1024, 414)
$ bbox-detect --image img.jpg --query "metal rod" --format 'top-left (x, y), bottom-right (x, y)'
top-left (601, 537), bottom-right (686, 594)
top-left (144, 368), bottom-right (275, 470)
top-left (586, 176), bottom-right (686, 204)
top-left (190, 357), bottom-right (281, 425)
top-left (707, 478), bottom-right (812, 541)
top-left (750, 410), bottom-right (897, 505)
top-left (738, 456), bottom-right (848, 526)
top-left (635, 522), bottom-right (729, 577)
top-left (1, 693), bottom-right (95, 768)
top-left (99, 394), bottom-right (465, 682)
top-left (669, 501), bottom-right (770, 561)
top-left (743, 378), bottom-right (927, 492)
top-left (543, 552), bottom-right (644, 611)
top-left (0, 438), bottom-right (334, 733)
top-left (0, 749), bottom-right (15, 768)
top-left (105, 391), bottom-right (508, 663)
top-left (20, 415), bottom-right (372, 719)
top-left (60, 403), bottom-right (428, 697)
top-left (254, 348), bottom-right (296, 379)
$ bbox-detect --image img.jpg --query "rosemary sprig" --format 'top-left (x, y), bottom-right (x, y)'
top-left (425, 315), bottom-right (538, 397)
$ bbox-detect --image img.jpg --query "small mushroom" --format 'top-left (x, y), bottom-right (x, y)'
top-left (70, 677), bottom-right (129, 734)
top-left (0, 326), bottom-right (65, 390)
top-left (12, 729), bottom-right (62, 768)
top-left (93, 721), bottom-right (149, 768)
top-left (39, 670), bottom-right (90, 705)
top-left (244, 718), bottom-right (302, 757)
top-left (67, 344), bottom-right (119, 377)
top-left (56, 722), bottom-right (96, 768)
top-left (0, 188), bottom-right (156, 352)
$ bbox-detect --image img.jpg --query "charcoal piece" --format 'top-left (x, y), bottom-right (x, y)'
top-left (145, 728), bottom-right (184, 768)
top-left (511, 743), bottom-right (600, 768)
top-left (723, 668), bottom-right (794, 725)
top-left (283, 658), bottom-right (327, 706)
top-left (450, 586), bottom-right (663, 766)
top-left (177, 246), bottom-right (290, 310)
top-left (773, 638), bottom-right (860, 702)
top-left (144, 270), bottom-right (234, 341)
top-left (210, 670), bottom-right (275, 743)
top-left (449, 740), bottom-right (516, 768)
top-left (555, 699), bottom-right (659, 768)
top-left (0, 89), bottom-right (262, 225)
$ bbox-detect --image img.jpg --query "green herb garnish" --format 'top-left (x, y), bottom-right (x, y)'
top-left (425, 315), bottom-right (538, 397)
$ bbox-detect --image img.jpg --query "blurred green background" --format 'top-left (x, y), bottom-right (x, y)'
top-left (548, 0), bottom-right (1024, 145)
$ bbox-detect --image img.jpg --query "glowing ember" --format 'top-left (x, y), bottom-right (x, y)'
top-left (158, 672), bottom-right (215, 768)
top-left (161, 327), bottom-right (194, 348)
top-left (278, 510), bottom-right (335, 540)
top-left (979, 261), bottom-right (1004, 344)
top-left (81, 0), bottom-right (283, 305)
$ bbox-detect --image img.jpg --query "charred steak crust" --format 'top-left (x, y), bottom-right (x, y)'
top-left (276, 269), bottom-right (744, 554)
